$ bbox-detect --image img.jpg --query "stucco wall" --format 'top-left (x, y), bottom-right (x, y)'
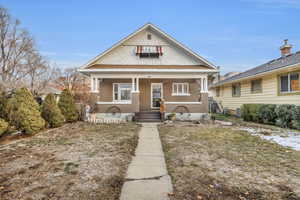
top-left (94, 78), bottom-right (208, 114)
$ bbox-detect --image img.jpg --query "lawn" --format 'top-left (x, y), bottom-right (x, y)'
top-left (159, 122), bottom-right (300, 200)
top-left (0, 122), bottom-right (140, 200)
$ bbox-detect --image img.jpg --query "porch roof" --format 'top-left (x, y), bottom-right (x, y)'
top-left (86, 64), bottom-right (210, 70)
top-left (78, 68), bottom-right (218, 74)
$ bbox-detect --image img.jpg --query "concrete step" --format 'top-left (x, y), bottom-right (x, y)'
top-left (136, 119), bottom-right (161, 122)
top-left (135, 112), bottom-right (161, 122)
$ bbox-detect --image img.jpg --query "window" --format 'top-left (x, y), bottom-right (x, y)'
top-left (172, 83), bottom-right (189, 96)
top-left (279, 72), bottom-right (300, 93)
top-left (232, 83), bottom-right (241, 97)
top-left (251, 79), bottom-right (262, 93)
top-left (147, 34), bottom-right (152, 40)
top-left (216, 87), bottom-right (220, 97)
top-left (113, 83), bottom-right (132, 101)
top-left (91, 78), bottom-right (101, 92)
top-left (136, 46), bottom-right (163, 58)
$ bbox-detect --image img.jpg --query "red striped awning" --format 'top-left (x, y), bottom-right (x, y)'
top-left (136, 46), bottom-right (163, 56)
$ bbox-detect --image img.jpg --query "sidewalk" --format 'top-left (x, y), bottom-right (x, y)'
top-left (120, 123), bottom-right (173, 200)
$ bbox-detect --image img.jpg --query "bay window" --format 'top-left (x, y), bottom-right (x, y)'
top-left (113, 83), bottom-right (132, 101)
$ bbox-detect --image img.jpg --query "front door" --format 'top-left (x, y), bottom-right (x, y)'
top-left (151, 83), bottom-right (163, 109)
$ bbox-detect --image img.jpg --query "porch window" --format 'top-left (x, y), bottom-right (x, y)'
top-left (172, 83), bottom-right (189, 96)
top-left (113, 83), bottom-right (132, 101)
top-left (279, 72), bottom-right (300, 93)
top-left (136, 46), bottom-right (163, 58)
top-left (91, 78), bottom-right (101, 92)
top-left (232, 83), bottom-right (241, 97)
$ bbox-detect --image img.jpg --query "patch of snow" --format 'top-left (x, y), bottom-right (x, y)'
top-left (238, 127), bottom-right (300, 151)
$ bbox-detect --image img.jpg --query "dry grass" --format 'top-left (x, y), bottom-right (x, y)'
top-left (0, 122), bottom-right (140, 200)
top-left (159, 123), bottom-right (300, 200)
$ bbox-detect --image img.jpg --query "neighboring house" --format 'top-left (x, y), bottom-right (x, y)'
top-left (79, 23), bottom-right (218, 121)
top-left (208, 70), bottom-right (240, 97)
top-left (39, 86), bottom-right (62, 102)
top-left (211, 40), bottom-right (300, 112)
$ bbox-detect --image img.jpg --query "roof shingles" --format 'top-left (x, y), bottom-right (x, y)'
top-left (213, 52), bottom-right (300, 87)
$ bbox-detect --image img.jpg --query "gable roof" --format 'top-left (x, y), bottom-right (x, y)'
top-left (212, 51), bottom-right (300, 87)
top-left (80, 23), bottom-right (217, 70)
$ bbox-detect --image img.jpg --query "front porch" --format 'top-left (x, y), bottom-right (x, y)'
top-left (90, 73), bottom-right (210, 121)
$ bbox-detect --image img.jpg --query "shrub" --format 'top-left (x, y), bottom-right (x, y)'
top-left (259, 104), bottom-right (277, 125)
top-left (0, 91), bottom-right (8, 120)
top-left (241, 105), bottom-right (250, 121)
top-left (0, 118), bottom-right (9, 136)
top-left (41, 93), bottom-right (65, 128)
top-left (275, 104), bottom-right (295, 128)
top-left (6, 88), bottom-right (45, 134)
top-left (58, 89), bottom-right (78, 122)
top-left (241, 104), bottom-right (263, 122)
top-left (292, 106), bottom-right (300, 130)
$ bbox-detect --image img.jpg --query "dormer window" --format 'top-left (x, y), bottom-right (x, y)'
top-left (136, 46), bottom-right (163, 58)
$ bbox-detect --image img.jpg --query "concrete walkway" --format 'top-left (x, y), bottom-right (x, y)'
top-left (120, 123), bottom-right (173, 200)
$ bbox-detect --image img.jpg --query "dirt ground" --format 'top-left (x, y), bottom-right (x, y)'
top-left (0, 122), bottom-right (140, 200)
top-left (159, 122), bottom-right (300, 200)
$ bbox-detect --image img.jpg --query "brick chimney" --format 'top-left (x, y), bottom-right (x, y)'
top-left (280, 39), bottom-right (292, 57)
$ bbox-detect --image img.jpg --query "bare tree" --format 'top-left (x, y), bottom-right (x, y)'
top-left (0, 6), bottom-right (35, 89)
top-left (55, 67), bottom-right (83, 92)
top-left (25, 50), bottom-right (48, 92)
top-left (54, 67), bottom-right (91, 103)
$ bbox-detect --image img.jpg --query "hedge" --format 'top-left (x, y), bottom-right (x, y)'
top-left (275, 104), bottom-right (295, 128)
top-left (241, 104), bottom-right (300, 130)
top-left (41, 93), bottom-right (65, 128)
top-left (259, 104), bottom-right (277, 125)
top-left (58, 89), bottom-right (78, 122)
top-left (6, 88), bottom-right (45, 134)
top-left (0, 91), bottom-right (8, 120)
top-left (0, 118), bottom-right (8, 136)
top-left (292, 106), bottom-right (300, 129)
top-left (241, 104), bottom-right (264, 123)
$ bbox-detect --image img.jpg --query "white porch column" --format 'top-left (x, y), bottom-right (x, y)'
top-left (132, 77), bottom-right (136, 92)
top-left (200, 78), bottom-right (204, 92)
top-left (204, 77), bottom-right (208, 92)
top-left (198, 77), bottom-right (208, 93)
top-left (136, 77), bottom-right (139, 92)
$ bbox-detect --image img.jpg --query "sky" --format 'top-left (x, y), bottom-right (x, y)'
top-left (1, 0), bottom-right (300, 74)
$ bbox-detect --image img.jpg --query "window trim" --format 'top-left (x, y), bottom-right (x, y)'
top-left (172, 82), bottom-right (190, 96)
top-left (91, 78), bottom-right (101, 93)
top-left (113, 83), bottom-right (132, 102)
top-left (278, 71), bottom-right (300, 96)
top-left (232, 83), bottom-right (241, 97)
top-left (251, 79), bottom-right (263, 94)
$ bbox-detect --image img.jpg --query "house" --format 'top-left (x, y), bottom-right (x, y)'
top-left (39, 86), bottom-right (62, 102)
top-left (210, 40), bottom-right (300, 113)
top-left (79, 23), bottom-right (218, 121)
